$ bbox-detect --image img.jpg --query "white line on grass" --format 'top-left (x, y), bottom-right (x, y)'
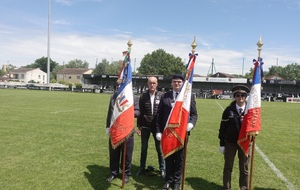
top-left (255, 146), bottom-right (296, 190)
top-left (50, 108), bottom-right (82, 114)
top-left (215, 100), bottom-right (296, 190)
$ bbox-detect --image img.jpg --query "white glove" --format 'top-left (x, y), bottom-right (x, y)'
top-left (106, 128), bottom-right (110, 134)
top-left (219, 146), bottom-right (225, 154)
top-left (156, 133), bottom-right (162, 141)
top-left (186, 123), bottom-right (194, 131)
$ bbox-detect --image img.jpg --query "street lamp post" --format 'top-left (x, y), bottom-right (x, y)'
top-left (47, 0), bottom-right (51, 86)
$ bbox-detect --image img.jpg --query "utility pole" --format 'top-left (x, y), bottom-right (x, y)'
top-left (47, 0), bottom-right (51, 85)
top-left (242, 57), bottom-right (245, 76)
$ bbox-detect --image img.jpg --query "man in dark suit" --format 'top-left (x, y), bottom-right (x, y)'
top-left (105, 84), bottom-right (140, 184)
top-left (137, 76), bottom-right (165, 177)
top-left (156, 74), bottom-right (198, 190)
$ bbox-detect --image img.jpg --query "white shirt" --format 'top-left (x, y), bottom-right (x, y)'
top-left (149, 92), bottom-right (155, 115)
top-left (173, 91), bottom-right (179, 101)
top-left (236, 104), bottom-right (246, 114)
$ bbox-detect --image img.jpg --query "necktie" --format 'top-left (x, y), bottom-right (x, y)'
top-left (175, 92), bottom-right (178, 99)
top-left (239, 108), bottom-right (243, 115)
top-left (239, 108), bottom-right (243, 122)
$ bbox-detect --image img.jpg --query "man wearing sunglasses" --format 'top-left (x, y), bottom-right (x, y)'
top-left (218, 85), bottom-right (250, 190)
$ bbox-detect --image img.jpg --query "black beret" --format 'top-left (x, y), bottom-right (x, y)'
top-left (172, 74), bottom-right (184, 81)
top-left (232, 85), bottom-right (250, 97)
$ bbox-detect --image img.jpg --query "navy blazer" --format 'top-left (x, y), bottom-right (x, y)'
top-left (156, 90), bottom-right (198, 133)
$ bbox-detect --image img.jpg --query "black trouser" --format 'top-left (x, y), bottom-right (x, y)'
top-left (223, 141), bottom-right (250, 190)
top-left (165, 148), bottom-right (184, 185)
top-left (139, 127), bottom-right (164, 170)
top-left (108, 134), bottom-right (134, 177)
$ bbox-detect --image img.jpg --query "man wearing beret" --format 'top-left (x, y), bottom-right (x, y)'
top-left (156, 74), bottom-right (198, 190)
top-left (218, 85), bottom-right (250, 190)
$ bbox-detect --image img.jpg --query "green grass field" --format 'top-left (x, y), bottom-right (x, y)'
top-left (0, 89), bottom-right (299, 190)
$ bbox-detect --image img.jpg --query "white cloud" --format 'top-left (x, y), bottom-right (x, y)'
top-left (55, 0), bottom-right (73, 6)
top-left (52, 19), bottom-right (71, 25)
top-left (55, 0), bottom-right (103, 5)
top-left (1, 28), bottom-right (299, 76)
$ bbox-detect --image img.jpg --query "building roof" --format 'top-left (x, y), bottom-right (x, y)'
top-left (57, 68), bottom-right (92, 75)
top-left (265, 75), bottom-right (285, 80)
top-left (10, 68), bottom-right (37, 73)
top-left (211, 72), bottom-right (233, 78)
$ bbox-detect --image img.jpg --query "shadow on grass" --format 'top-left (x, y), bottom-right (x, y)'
top-left (130, 164), bottom-right (165, 190)
top-left (185, 177), bottom-right (222, 190)
top-left (185, 177), bottom-right (279, 190)
top-left (84, 164), bottom-right (165, 190)
top-left (84, 164), bottom-right (112, 190)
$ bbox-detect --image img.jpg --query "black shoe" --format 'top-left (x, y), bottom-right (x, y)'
top-left (147, 165), bottom-right (154, 171)
top-left (106, 175), bottom-right (116, 182)
top-left (124, 176), bottom-right (129, 184)
top-left (137, 168), bottom-right (145, 176)
top-left (162, 182), bottom-right (171, 190)
top-left (173, 184), bottom-right (180, 190)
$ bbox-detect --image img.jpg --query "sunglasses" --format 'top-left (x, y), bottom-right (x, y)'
top-left (235, 94), bottom-right (246, 98)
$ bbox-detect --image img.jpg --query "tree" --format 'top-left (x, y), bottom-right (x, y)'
top-left (265, 63), bottom-right (300, 80)
top-left (93, 59), bottom-right (109, 74)
top-left (24, 57), bottom-right (59, 73)
top-left (266, 65), bottom-right (284, 78)
top-left (245, 62), bottom-right (300, 80)
top-left (137, 49), bottom-right (185, 76)
top-left (1, 64), bottom-right (16, 76)
top-left (282, 63), bottom-right (300, 80)
top-left (65, 59), bottom-right (89, 68)
top-left (105, 60), bottom-right (123, 75)
top-left (6, 64), bottom-right (17, 72)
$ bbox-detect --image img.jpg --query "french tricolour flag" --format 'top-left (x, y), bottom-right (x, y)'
top-left (161, 53), bottom-right (197, 158)
top-left (109, 51), bottom-right (134, 149)
top-left (238, 59), bottom-right (262, 156)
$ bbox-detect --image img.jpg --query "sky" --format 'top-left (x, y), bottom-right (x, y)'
top-left (1, 0), bottom-right (300, 76)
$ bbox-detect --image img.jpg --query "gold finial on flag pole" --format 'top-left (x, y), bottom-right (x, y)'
top-left (191, 36), bottom-right (197, 54)
top-left (127, 39), bottom-right (133, 49)
top-left (256, 35), bottom-right (263, 59)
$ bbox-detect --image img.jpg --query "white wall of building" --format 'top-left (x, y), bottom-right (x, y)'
top-left (25, 69), bottom-right (47, 83)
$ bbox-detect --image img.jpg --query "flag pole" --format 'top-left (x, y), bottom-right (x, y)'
top-left (181, 36), bottom-right (197, 190)
top-left (249, 135), bottom-right (255, 190)
top-left (181, 134), bottom-right (188, 190)
top-left (249, 35), bottom-right (263, 190)
top-left (122, 141), bottom-right (127, 188)
top-left (121, 39), bottom-right (132, 189)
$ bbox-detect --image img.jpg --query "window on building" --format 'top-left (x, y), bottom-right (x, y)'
top-left (21, 74), bottom-right (24, 79)
top-left (77, 76), bottom-right (80, 79)
top-left (68, 76), bottom-right (71, 79)
top-left (38, 75), bottom-right (41, 79)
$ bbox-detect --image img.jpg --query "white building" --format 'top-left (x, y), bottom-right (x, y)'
top-left (9, 68), bottom-right (47, 83)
